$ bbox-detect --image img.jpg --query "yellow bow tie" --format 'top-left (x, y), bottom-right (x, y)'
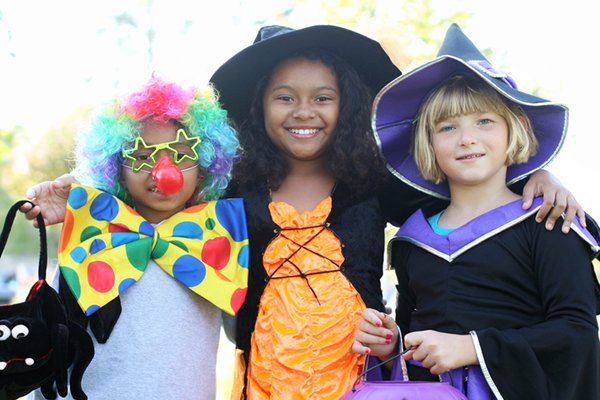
top-left (58, 184), bottom-right (249, 316)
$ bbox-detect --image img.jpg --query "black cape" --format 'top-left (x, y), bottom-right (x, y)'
top-left (391, 197), bottom-right (600, 400)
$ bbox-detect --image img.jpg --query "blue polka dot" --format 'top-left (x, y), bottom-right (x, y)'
top-left (85, 305), bottom-right (101, 316)
top-left (89, 239), bottom-right (106, 254)
top-left (216, 199), bottom-right (248, 242)
top-left (68, 186), bottom-right (88, 209)
top-left (173, 222), bottom-right (203, 239)
top-left (111, 232), bottom-right (141, 247)
top-left (90, 193), bottom-right (119, 221)
top-left (139, 221), bottom-right (155, 237)
top-left (173, 255), bottom-right (206, 287)
top-left (238, 244), bottom-right (249, 269)
top-left (118, 278), bottom-right (136, 294)
top-left (70, 246), bottom-right (87, 263)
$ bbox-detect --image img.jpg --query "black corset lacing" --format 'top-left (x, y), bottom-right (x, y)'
top-left (266, 222), bottom-right (343, 304)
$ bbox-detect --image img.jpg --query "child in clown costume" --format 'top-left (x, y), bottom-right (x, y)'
top-left (34, 77), bottom-right (248, 400)
top-left (22, 25), bottom-right (596, 400)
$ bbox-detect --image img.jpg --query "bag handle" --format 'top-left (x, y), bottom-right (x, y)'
top-left (351, 346), bottom-right (413, 391)
top-left (0, 200), bottom-right (48, 281)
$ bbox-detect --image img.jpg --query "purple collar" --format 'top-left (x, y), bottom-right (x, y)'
top-left (395, 197), bottom-right (599, 261)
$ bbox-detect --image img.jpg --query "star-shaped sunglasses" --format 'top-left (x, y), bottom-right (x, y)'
top-left (121, 128), bottom-right (201, 173)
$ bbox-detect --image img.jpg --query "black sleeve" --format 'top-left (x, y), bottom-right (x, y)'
top-left (377, 171), bottom-right (447, 227)
top-left (507, 175), bottom-right (528, 195)
top-left (585, 212), bottom-right (600, 260)
top-left (474, 222), bottom-right (600, 400)
top-left (509, 176), bottom-right (600, 255)
top-left (380, 173), bottom-right (533, 227)
top-left (390, 240), bottom-right (414, 338)
top-left (581, 212), bottom-right (600, 313)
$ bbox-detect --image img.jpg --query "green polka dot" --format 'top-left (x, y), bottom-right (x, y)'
top-left (81, 226), bottom-right (102, 242)
top-left (125, 240), bottom-right (151, 272)
top-left (205, 218), bottom-right (215, 230)
top-left (151, 239), bottom-right (169, 259)
top-left (170, 240), bottom-right (189, 252)
top-left (60, 266), bottom-right (81, 299)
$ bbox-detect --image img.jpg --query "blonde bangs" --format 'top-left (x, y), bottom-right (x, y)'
top-left (412, 74), bottom-right (539, 183)
top-left (422, 78), bottom-right (507, 128)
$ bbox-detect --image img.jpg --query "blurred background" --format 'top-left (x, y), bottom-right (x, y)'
top-left (1, 1), bottom-right (598, 399)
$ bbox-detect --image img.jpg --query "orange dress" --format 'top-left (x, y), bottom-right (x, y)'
top-left (247, 197), bottom-right (366, 399)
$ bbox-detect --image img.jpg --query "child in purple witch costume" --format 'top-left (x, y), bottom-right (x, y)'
top-left (19, 25), bottom-right (597, 399)
top-left (352, 24), bottom-right (600, 399)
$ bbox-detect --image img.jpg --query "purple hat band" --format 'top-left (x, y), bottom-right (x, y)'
top-left (373, 56), bottom-right (568, 199)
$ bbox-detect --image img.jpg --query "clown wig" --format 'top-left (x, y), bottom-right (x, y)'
top-left (73, 76), bottom-right (239, 205)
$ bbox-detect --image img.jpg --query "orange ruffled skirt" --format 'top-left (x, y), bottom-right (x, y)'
top-left (246, 197), bottom-right (366, 399)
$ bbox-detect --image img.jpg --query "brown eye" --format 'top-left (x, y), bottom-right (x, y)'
top-left (174, 152), bottom-right (185, 162)
top-left (171, 144), bottom-right (195, 162)
top-left (134, 153), bottom-right (152, 161)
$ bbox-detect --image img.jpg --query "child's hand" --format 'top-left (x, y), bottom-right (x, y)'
top-left (352, 308), bottom-right (399, 359)
top-left (402, 330), bottom-right (477, 375)
top-left (521, 169), bottom-right (585, 233)
top-left (20, 174), bottom-right (77, 227)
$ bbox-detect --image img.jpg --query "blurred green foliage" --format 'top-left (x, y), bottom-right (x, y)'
top-left (0, 108), bottom-right (88, 261)
top-left (0, 186), bottom-right (61, 261)
top-left (0, 129), bottom-right (14, 161)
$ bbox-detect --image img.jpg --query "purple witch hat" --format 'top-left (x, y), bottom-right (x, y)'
top-left (372, 23), bottom-right (568, 199)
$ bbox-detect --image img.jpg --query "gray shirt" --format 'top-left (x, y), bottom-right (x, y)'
top-left (35, 259), bottom-right (222, 400)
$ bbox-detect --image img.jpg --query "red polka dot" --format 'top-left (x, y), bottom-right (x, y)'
top-left (59, 209), bottom-right (74, 253)
top-left (109, 223), bottom-right (131, 233)
top-left (183, 203), bottom-right (208, 213)
top-left (87, 261), bottom-right (116, 293)
top-left (214, 269), bottom-right (231, 282)
top-left (201, 237), bottom-right (231, 270)
top-left (124, 204), bottom-right (137, 215)
top-left (231, 288), bottom-right (247, 313)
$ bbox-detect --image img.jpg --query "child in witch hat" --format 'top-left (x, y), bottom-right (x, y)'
top-left (209, 24), bottom-right (593, 399)
top-left (21, 24), bottom-right (593, 399)
top-left (353, 23), bottom-right (600, 399)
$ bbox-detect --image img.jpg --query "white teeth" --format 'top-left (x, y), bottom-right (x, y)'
top-left (460, 154), bottom-right (483, 159)
top-left (289, 128), bottom-right (319, 135)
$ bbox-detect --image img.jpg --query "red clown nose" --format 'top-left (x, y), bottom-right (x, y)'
top-left (151, 155), bottom-right (184, 194)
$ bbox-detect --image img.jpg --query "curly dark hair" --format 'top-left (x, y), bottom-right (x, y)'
top-left (232, 49), bottom-right (387, 193)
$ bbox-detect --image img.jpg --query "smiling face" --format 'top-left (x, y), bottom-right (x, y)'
top-left (121, 119), bottom-right (201, 223)
top-left (262, 57), bottom-right (340, 166)
top-left (413, 74), bottom-right (539, 187)
top-left (431, 112), bottom-right (510, 189)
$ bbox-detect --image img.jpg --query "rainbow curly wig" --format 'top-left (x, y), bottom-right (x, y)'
top-left (73, 76), bottom-right (239, 205)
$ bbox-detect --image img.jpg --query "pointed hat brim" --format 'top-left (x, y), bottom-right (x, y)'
top-left (373, 23), bottom-right (568, 199)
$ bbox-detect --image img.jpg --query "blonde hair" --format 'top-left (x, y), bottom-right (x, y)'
top-left (412, 74), bottom-right (539, 183)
